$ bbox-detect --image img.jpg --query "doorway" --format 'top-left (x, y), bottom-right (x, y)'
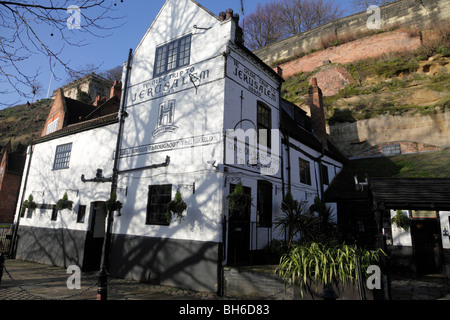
top-left (411, 218), bottom-right (443, 275)
top-left (227, 184), bottom-right (251, 265)
top-left (82, 201), bottom-right (106, 271)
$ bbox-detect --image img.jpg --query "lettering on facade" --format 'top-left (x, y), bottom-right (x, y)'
top-left (153, 99), bottom-right (178, 138)
top-left (119, 132), bottom-right (221, 158)
top-left (228, 56), bottom-right (277, 103)
top-left (129, 66), bottom-right (210, 105)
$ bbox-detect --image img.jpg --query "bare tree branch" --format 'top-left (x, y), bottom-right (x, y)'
top-left (0, 0), bottom-right (124, 107)
top-left (244, 0), bottom-right (343, 51)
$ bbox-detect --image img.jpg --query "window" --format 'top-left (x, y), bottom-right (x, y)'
top-left (53, 143), bottom-right (72, 170)
top-left (257, 102), bottom-right (271, 148)
top-left (51, 205), bottom-right (58, 221)
top-left (46, 118), bottom-right (59, 135)
top-left (77, 205), bottom-right (86, 223)
top-left (257, 180), bottom-right (272, 227)
top-left (321, 164), bottom-right (329, 185)
top-left (146, 184), bottom-right (172, 225)
top-left (154, 35), bottom-right (191, 77)
top-left (299, 158), bottom-right (311, 185)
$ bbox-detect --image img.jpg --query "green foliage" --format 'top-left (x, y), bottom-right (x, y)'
top-left (22, 194), bottom-right (37, 211)
top-left (104, 192), bottom-right (122, 213)
top-left (391, 209), bottom-right (411, 231)
top-left (226, 182), bottom-right (252, 213)
top-left (56, 192), bottom-right (73, 211)
top-left (275, 193), bottom-right (321, 248)
top-left (276, 242), bottom-right (385, 298)
top-left (76, 86), bottom-right (93, 105)
top-left (166, 190), bottom-right (187, 223)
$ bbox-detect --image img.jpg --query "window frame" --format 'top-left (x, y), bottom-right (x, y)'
top-left (50, 205), bottom-right (58, 221)
top-left (321, 164), bottom-right (329, 185)
top-left (153, 34), bottom-right (192, 77)
top-left (53, 143), bottom-right (72, 170)
top-left (77, 205), bottom-right (86, 223)
top-left (146, 184), bottom-right (172, 225)
top-left (299, 158), bottom-right (312, 185)
top-left (257, 180), bottom-right (273, 228)
top-left (257, 102), bottom-right (272, 149)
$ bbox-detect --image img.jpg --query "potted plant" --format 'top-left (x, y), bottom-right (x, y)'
top-left (277, 242), bottom-right (385, 299)
top-left (226, 182), bottom-right (252, 213)
top-left (166, 190), bottom-right (187, 223)
top-left (391, 209), bottom-right (411, 231)
top-left (104, 192), bottom-right (123, 215)
top-left (56, 192), bottom-right (73, 211)
top-left (22, 194), bottom-right (38, 212)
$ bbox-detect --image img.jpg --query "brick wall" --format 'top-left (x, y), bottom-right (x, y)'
top-left (276, 30), bottom-right (421, 78)
top-left (223, 266), bottom-right (294, 299)
top-left (0, 172), bottom-right (22, 223)
top-left (41, 89), bottom-right (66, 137)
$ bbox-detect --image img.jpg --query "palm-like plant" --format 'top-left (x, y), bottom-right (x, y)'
top-left (276, 242), bottom-right (385, 298)
top-left (275, 193), bottom-right (321, 248)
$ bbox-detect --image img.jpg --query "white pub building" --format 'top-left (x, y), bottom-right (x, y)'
top-left (13, 0), bottom-right (343, 293)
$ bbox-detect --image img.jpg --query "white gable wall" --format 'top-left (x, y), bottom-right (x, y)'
top-left (114, 0), bottom-right (233, 243)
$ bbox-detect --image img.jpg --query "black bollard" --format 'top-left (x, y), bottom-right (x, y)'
top-left (97, 266), bottom-right (108, 300)
top-left (321, 283), bottom-right (339, 300)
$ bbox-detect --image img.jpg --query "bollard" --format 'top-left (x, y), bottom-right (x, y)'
top-left (0, 252), bottom-right (4, 285)
top-left (321, 283), bottom-right (338, 300)
top-left (97, 266), bottom-right (108, 300)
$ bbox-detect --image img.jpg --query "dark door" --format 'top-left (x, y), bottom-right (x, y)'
top-left (82, 201), bottom-right (106, 271)
top-left (411, 219), bottom-right (443, 275)
top-left (227, 184), bottom-right (251, 265)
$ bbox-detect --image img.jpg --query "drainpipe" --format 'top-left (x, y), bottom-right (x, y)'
top-left (9, 144), bottom-right (33, 258)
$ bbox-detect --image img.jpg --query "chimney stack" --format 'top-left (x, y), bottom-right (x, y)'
top-left (110, 80), bottom-right (122, 100)
top-left (309, 77), bottom-right (328, 149)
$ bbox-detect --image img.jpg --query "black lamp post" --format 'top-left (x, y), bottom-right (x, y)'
top-left (96, 48), bottom-right (133, 300)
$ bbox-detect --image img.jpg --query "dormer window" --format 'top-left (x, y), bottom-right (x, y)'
top-left (154, 35), bottom-right (191, 77)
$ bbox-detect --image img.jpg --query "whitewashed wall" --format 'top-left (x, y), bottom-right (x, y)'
top-left (390, 209), bottom-right (413, 246)
top-left (15, 123), bottom-right (118, 231)
top-left (114, 0), bottom-right (233, 243)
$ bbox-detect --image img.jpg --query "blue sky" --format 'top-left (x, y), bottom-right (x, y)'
top-left (1, 0), bottom-right (356, 109)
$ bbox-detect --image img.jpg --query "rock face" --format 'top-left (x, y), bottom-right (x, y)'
top-left (309, 65), bottom-right (356, 97)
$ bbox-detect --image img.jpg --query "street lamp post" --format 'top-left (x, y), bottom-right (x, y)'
top-left (96, 48), bottom-right (133, 301)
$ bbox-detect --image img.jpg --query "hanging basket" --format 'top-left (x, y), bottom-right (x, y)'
top-left (391, 209), bottom-right (411, 231)
top-left (56, 192), bottom-right (73, 211)
top-left (22, 194), bottom-right (38, 212)
top-left (166, 190), bottom-right (187, 223)
top-left (226, 182), bottom-right (252, 213)
top-left (104, 192), bottom-right (123, 213)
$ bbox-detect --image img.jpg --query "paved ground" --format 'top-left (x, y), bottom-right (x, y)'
top-left (1, 258), bottom-right (450, 301)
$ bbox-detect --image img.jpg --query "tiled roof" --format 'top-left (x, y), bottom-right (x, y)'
top-left (325, 147), bottom-right (450, 201)
top-left (34, 113), bottom-right (118, 144)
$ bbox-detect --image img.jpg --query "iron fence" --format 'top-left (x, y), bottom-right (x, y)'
top-left (0, 224), bottom-right (12, 254)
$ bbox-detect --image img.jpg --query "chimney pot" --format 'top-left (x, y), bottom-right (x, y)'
top-left (226, 8), bottom-right (233, 20)
top-left (219, 11), bottom-right (226, 21)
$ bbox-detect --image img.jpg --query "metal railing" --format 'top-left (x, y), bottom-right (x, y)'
top-left (0, 224), bottom-right (12, 254)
